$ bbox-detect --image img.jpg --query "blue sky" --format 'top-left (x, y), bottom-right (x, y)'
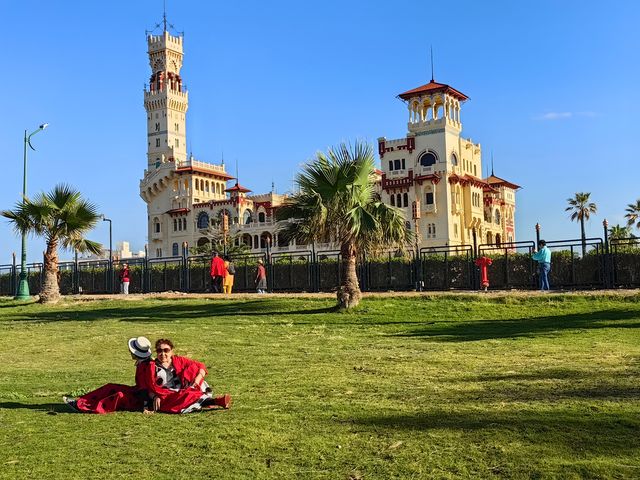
top-left (1, 0), bottom-right (639, 261)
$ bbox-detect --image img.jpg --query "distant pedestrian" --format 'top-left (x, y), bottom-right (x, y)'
top-left (210, 251), bottom-right (226, 293)
top-left (532, 240), bottom-right (551, 291)
top-left (255, 259), bottom-right (267, 294)
top-left (119, 263), bottom-right (130, 295)
top-left (223, 256), bottom-right (235, 294)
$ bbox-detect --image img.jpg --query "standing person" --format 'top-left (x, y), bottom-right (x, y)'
top-left (223, 256), bottom-right (235, 294)
top-left (532, 240), bottom-right (552, 291)
top-left (63, 336), bottom-right (154, 414)
top-left (209, 251), bottom-right (226, 293)
top-left (255, 258), bottom-right (267, 294)
top-left (119, 263), bottom-right (130, 295)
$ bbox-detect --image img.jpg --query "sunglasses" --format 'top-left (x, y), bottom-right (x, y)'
top-left (156, 347), bottom-right (172, 353)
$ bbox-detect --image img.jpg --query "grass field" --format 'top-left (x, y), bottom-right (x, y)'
top-left (0, 293), bottom-right (639, 479)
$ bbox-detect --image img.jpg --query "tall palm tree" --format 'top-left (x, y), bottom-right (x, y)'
top-left (608, 224), bottom-right (632, 240)
top-left (625, 199), bottom-right (640, 230)
top-left (565, 192), bottom-right (597, 257)
top-left (2, 184), bottom-right (102, 303)
top-left (277, 142), bottom-right (411, 309)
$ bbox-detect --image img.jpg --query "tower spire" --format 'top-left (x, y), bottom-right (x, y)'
top-left (163, 0), bottom-right (167, 32)
top-left (430, 45), bottom-right (434, 82)
top-left (491, 152), bottom-right (495, 176)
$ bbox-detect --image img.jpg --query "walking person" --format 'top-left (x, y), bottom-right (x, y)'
top-left (255, 258), bottom-right (267, 294)
top-left (532, 240), bottom-right (552, 291)
top-left (209, 251), bottom-right (226, 293)
top-left (223, 256), bottom-right (235, 294)
top-left (119, 263), bottom-right (130, 295)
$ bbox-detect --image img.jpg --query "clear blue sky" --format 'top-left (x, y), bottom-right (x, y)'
top-left (2, 0), bottom-right (639, 262)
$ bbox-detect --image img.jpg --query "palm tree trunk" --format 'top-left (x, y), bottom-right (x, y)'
top-left (580, 216), bottom-right (586, 257)
top-left (40, 237), bottom-right (61, 304)
top-left (337, 242), bottom-right (361, 309)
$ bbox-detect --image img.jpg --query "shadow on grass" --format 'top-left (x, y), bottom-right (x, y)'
top-left (0, 401), bottom-right (72, 414)
top-left (398, 309), bottom-right (640, 342)
top-left (348, 409), bottom-right (640, 453)
top-left (0, 300), bottom-right (340, 324)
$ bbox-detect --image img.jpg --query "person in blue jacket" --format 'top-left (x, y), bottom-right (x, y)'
top-left (532, 240), bottom-right (551, 291)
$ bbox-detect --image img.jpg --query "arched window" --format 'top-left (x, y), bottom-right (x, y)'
top-left (419, 151), bottom-right (438, 167)
top-left (390, 195), bottom-right (395, 206)
top-left (258, 211), bottom-right (266, 223)
top-left (177, 219), bottom-right (182, 231)
top-left (172, 243), bottom-right (179, 256)
top-left (403, 193), bottom-right (409, 207)
top-left (197, 212), bottom-right (210, 229)
top-left (154, 218), bottom-right (161, 233)
top-left (205, 181), bottom-right (210, 192)
top-left (396, 194), bottom-right (402, 207)
top-left (494, 209), bottom-right (501, 225)
top-left (173, 219), bottom-right (177, 231)
top-left (450, 153), bottom-right (458, 166)
top-left (243, 210), bottom-right (253, 224)
top-left (182, 218), bottom-right (187, 230)
top-left (495, 234), bottom-right (502, 247)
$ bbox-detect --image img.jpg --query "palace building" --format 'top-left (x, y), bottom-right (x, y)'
top-left (139, 26), bottom-right (519, 257)
top-left (377, 79), bottom-right (519, 249)
top-left (139, 29), bottom-right (290, 257)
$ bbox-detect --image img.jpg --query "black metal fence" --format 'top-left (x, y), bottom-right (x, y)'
top-left (1, 236), bottom-right (639, 297)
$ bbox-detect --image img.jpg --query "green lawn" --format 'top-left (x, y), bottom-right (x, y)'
top-left (0, 293), bottom-right (639, 479)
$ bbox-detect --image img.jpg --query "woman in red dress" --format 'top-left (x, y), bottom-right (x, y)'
top-left (64, 336), bottom-right (153, 414)
top-left (137, 338), bottom-right (231, 414)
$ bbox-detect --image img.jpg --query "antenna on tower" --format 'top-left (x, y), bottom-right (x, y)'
top-left (235, 158), bottom-right (239, 187)
top-left (163, 0), bottom-right (167, 32)
top-left (221, 150), bottom-right (225, 166)
top-left (271, 180), bottom-right (275, 193)
top-left (430, 45), bottom-right (434, 82)
top-left (491, 152), bottom-right (495, 176)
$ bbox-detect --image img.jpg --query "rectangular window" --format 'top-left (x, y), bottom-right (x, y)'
top-left (175, 139), bottom-right (179, 148)
top-left (426, 192), bottom-right (434, 205)
top-left (401, 158), bottom-right (405, 170)
top-left (155, 138), bottom-right (160, 147)
top-left (388, 160), bottom-right (393, 171)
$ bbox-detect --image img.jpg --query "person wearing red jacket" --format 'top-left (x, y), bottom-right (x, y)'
top-left (119, 263), bottom-right (130, 295)
top-left (63, 336), bottom-right (153, 414)
top-left (137, 338), bottom-right (231, 414)
top-left (209, 251), bottom-right (226, 293)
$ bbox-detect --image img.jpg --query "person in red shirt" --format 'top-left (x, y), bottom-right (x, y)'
top-left (255, 259), bottom-right (267, 294)
top-left (209, 251), bottom-right (226, 293)
top-left (63, 336), bottom-right (153, 414)
top-left (137, 338), bottom-right (231, 413)
top-left (119, 263), bottom-right (130, 295)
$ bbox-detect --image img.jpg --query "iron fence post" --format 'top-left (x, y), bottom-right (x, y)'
top-left (12, 252), bottom-right (17, 296)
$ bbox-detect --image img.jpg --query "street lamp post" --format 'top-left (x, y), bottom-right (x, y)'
top-left (102, 215), bottom-right (112, 292)
top-left (15, 123), bottom-right (49, 300)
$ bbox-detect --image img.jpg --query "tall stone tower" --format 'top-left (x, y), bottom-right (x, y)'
top-left (140, 27), bottom-right (235, 258)
top-left (144, 30), bottom-right (188, 168)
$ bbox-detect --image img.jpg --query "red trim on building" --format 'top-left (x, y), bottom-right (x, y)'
top-left (225, 183), bottom-right (252, 193)
top-left (398, 80), bottom-right (468, 102)
top-left (166, 208), bottom-right (190, 216)
top-left (176, 166), bottom-right (235, 180)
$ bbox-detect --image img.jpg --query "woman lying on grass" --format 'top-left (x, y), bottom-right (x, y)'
top-left (63, 336), bottom-right (154, 413)
top-left (137, 338), bottom-right (231, 414)
top-left (64, 337), bottom-right (231, 414)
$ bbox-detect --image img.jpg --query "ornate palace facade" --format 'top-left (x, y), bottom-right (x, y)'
top-left (139, 28), bottom-right (519, 257)
top-left (378, 79), bottom-right (519, 249)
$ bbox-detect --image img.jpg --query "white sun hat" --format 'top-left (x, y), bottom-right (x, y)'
top-left (128, 336), bottom-right (152, 359)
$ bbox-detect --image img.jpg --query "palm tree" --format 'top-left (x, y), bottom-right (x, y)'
top-left (608, 224), bottom-right (632, 240)
top-left (277, 142), bottom-right (411, 309)
top-left (2, 184), bottom-right (102, 303)
top-left (625, 199), bottom-right (640, 230)
top-left (565, 192), bottom-right (597, 256)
